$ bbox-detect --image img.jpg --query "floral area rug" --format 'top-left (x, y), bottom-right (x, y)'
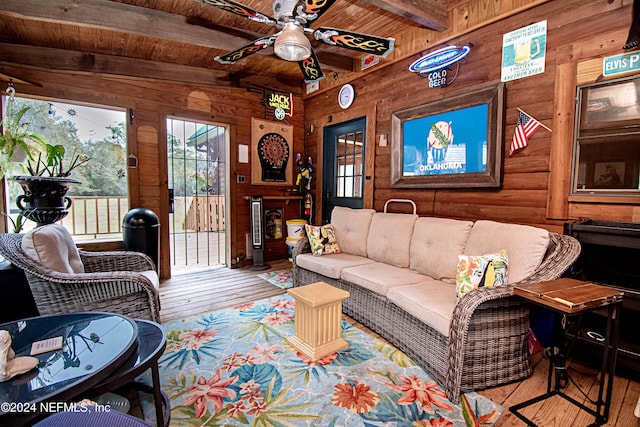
top-left (143, 294), bottom-right (502, 426)
top-left (256, 269), bottom-right (293, 289)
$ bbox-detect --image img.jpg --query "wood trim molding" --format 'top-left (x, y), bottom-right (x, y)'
top-left (546, 61), bottom-right (576, 220)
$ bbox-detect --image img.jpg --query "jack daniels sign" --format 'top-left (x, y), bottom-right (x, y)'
top-left (261, 90), bottom-right (294, 121)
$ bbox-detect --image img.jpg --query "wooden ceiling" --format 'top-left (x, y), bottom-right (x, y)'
top-left (0, 0), bottom-right (455, 93)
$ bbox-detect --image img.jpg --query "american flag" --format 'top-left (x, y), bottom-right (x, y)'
top-left (510, 110), bottom-right (542, 156)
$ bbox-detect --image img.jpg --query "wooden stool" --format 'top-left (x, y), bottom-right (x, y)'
top-left (287, 282), bottom-right (350, 360)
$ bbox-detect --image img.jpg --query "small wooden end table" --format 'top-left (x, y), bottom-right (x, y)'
top-left (287, 282), bottom-right (350, 360)
top-left (510, 278), bottom-right (623, 426)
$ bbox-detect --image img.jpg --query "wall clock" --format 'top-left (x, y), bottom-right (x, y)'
top-left (338, 84), bottom-right (355, 109)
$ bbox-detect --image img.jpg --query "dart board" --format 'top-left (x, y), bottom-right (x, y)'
top-left (258, 132), bottom-right (289, 182)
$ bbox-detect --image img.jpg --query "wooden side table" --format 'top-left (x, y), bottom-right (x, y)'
top-left (510, 278), bottom-right (623, 426)
top-left (287, 282), bottom-right (350, 360)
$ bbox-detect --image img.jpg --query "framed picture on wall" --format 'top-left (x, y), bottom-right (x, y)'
top-left (390, 84), bottom-right (505, 188)
top-left (265, 207), bottom-right (284, 240)
top-left (251, 118), bottom-right (294, 186)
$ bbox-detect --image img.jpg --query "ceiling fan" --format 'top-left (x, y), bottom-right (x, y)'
top-left (198, 0), bottom-right (395, 82)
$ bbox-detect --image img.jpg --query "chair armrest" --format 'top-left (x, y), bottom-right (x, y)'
top-left (79, 250), bottom-right (156, 273)
top-left (37, 269), bottom-right (161, 322)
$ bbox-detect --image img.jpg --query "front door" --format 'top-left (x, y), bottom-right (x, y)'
top-left (322, 117), bottom-right (366, 223)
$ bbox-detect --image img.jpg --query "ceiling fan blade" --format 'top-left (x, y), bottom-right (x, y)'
top-left (293, 0), bottom-right (338, 24)
top-left (215, 35), bottom-right (278, 64)
top-left (298, 48), bottom-right (325, 82)
top-left (198, 0), bottom-right (278, 26)
top-left (313, 27), bottom-right (395, 58)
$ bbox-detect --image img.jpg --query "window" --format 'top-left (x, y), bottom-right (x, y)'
top-left (571, 75), bottom-right (640, 198)
top-left (1, 96), bottom-right (128, 239)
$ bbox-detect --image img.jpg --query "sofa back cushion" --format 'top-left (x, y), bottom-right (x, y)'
top-left (410, 217), bottom-right (474, 280)
top-left (464, 220), bottom-right (549, 284)
top-left (22, 224), bottom-right (84, 274)
top-left (367, 213), bottom-right (418, 268)
top-left (330, 207), bottom-right (375, 257)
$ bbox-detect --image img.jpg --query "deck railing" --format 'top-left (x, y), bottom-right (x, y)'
top-left (60, 196), bottom-right (129, 239)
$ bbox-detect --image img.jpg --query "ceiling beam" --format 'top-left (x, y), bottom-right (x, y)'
top-left (0, 0), bottom-right (247, 51)
top-left (0, 43), bottom-right (303, 93)
top-left (0, 0), bottom-right (354, 73)
top-left (360, 0), bottom-right (448, 31)
top-left (0, 43), bottom-right (233, 87)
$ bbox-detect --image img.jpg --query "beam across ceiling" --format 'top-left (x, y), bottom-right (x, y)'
top-left (361, 0), bottom-right (449, 31)
top-left (0, 0), bottom-right (354, 75)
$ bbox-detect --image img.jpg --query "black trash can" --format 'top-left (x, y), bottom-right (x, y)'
top-left (122, 208), bottom-right (160, 272)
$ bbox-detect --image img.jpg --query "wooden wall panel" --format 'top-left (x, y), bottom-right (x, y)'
top-left (305, 0), bottom-right (634, 231)
top-left (4, 67), bottom-right (305, 278)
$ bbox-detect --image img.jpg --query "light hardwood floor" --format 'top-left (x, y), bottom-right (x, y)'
top-left (158, 262), bottom-right (640, 426)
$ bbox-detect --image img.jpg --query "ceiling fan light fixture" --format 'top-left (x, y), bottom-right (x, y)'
top-left (274, 22), bottom-right (311, 62)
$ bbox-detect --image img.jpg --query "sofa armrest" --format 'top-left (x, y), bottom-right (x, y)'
top-left (517, 232), bottom-right (581, 285)
top-left (445, 231), bottom-right (581, 400)
top-left (291, 236), bottom-right (311, 286)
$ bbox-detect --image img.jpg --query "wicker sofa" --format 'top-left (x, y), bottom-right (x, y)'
top-left (292, 206), bottom-right (580, 403)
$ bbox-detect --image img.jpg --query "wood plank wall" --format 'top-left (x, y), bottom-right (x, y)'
top-left (2, 68), bottom-right (305, 278)
top-left (304, 0), bottom-right (638, 233)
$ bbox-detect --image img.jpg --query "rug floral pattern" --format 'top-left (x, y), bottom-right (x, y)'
top-left (256, 269), bottom-right (293, 289)
top-left (151, 295), bottom-right (502, 426)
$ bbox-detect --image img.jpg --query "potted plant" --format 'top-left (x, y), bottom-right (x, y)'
top-left (0, 105), bottom-right (46, 180)
top-left (13, 143), bottom-right (90, 226)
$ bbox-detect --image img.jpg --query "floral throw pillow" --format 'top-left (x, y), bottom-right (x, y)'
top-left (455, 250), bottom-right (508, 298)
top-left (305, 224), bottom-right (341, 257)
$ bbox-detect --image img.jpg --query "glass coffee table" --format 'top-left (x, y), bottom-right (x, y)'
top-left (0, 312), bottom-right (138, 425)
top-left (90, 319), bottom-right (169, 427)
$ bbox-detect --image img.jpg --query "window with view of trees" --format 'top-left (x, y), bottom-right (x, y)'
top-left (2, 97), bottom-right (127, 239)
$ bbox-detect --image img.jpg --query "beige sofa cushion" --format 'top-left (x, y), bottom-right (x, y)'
top-left (330, 207), bottom-right (375, 257)
top-left (464, 220), bottom-right (549, 284)
top-left (410, 217), bottom-right (474, 280)
top-left (387, 278), bottom-right (458, 337)
top-left (367, 213), bottom-right (418, 268)
top-left (295, 252), bottom-right (374, 279)
top-left (22, 224), bottom-right (84, 274)
top-left (341, 262), bottom-right (426, 297)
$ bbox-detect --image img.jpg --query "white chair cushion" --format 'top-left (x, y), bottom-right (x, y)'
top-left (22, 224), bottom-right (84, 274)
top-left (367, 213), bottom-right (418, 268)
top-left (410, 217), bottom-right (474, 280)
top-left (295, 252), bottom-right (374, 279)
top-left (387, 278), bottom-right (458, 337)
top-left (140, 270), bottom-right (160, 290)
top-left (341, 262), bottom-right (426, 297)
top-left (464, 220), bottom-right (549, 284)
top-left (330, 207), bottom-right (375, 257)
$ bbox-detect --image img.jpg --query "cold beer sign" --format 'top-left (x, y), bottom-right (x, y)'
top-left (409, 45), bottom-right (471, 88)
top-left (603, 52), bottom-right (640, 77)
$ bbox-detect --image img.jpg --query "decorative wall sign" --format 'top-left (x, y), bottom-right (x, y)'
top-left (261, 91), bottom-right (293, 120)
top-left (360, 53), bottom-right (380, 71)
top-left (603, 51), bottom-right (640, 77)
top-left (390, 84), bottom-right (505, 189)
top-left (501, 20), bottom-right (547, 82)
top-left (408, 45), bottom-right (471, 88)
top-left (251, 118), bottom-right (293, 186)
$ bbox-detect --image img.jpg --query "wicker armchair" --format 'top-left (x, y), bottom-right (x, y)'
top-left (0, 233), bottom-right (160, 322)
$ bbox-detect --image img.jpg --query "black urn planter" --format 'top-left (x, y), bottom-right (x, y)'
top-left (13, 176), bottom-right (80, 226)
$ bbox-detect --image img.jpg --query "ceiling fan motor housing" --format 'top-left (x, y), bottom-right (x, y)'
top-left (273, 0), bottom-right (311, 24)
